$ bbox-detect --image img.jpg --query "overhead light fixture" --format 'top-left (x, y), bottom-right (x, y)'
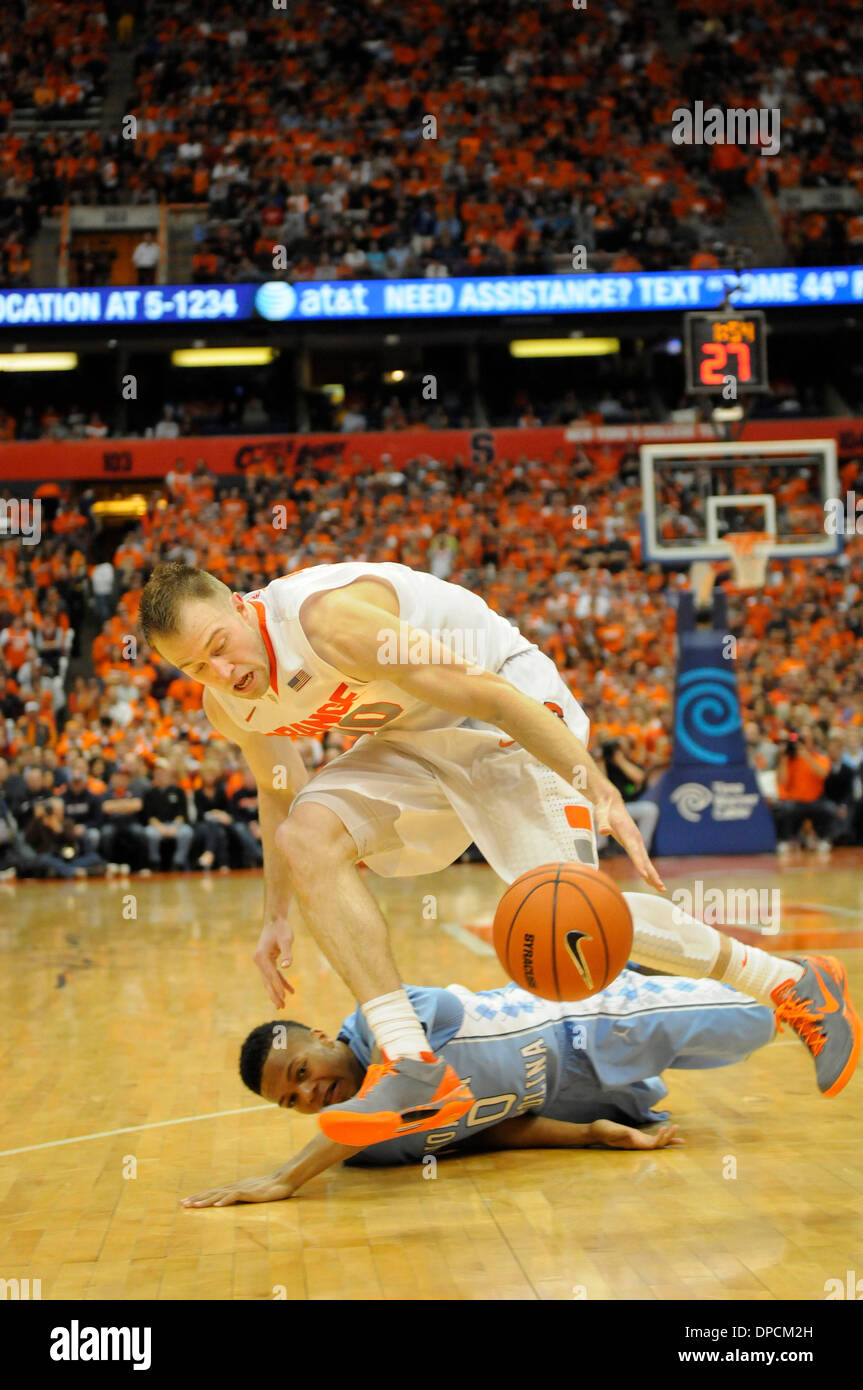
top-left (710, 405), bottom-right (744, 422)
top-left (170, 347), bottom-right (278, 367)
top-left (91, 496), bottom-right (149, 519)
top-left (508, 339), bottom-right (620, 358)
top-left (383, 369), bottom-right (406, 383)
top-left (0, 352), bottom-right (78, 371)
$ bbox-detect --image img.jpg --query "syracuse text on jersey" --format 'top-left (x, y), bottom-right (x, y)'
top-left (264, 683), bottom-right (360, 739)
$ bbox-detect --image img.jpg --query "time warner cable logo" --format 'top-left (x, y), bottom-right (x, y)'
top-left (671, 781), bottom-right (759, 823)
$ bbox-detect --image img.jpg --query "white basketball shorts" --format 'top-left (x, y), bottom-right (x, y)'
top-left (290, 647), bottom-right (599, 882)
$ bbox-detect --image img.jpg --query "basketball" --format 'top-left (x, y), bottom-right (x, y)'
top-left (493, 863), bottom-right (633, 1001)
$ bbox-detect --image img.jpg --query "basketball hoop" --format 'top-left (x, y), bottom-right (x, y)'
top-left (722, 531), bottom-right (772, 591)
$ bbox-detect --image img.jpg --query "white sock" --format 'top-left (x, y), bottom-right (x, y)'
top-left (362, 990), bottom-right (430, 1061)
top-left (719, 934), bottom-right (803, 1003)
top-left (625, 891), bottom-right (804, 1008)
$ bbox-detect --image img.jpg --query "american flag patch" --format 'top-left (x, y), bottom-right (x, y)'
top-left (287, 668), bottom-right (311, 692)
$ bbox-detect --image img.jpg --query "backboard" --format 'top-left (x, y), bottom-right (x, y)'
top-left (639, 438), bottom-right (840, 565)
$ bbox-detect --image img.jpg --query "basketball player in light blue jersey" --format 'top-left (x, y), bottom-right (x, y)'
top-left (140, 560), bottom-right (860, 1152)
top-left (182, 971), bottom-right (774, 1206)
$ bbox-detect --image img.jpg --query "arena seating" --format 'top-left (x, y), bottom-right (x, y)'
top-left (3, 0), bottom-right (861, 289)
top-left (2, 440), bottom-right (862, 877)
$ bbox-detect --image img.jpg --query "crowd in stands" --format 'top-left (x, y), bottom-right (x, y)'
top-left (675, 0), bottom-right (863, 266)
top-left (141, 382), bottom-right (661, 436)
top-left (3, 0), bottom-right (863, 292)
top-left (0, 2), bottom-right (108, 284)
top-left (111, 0), bottom-right (731, 285)
top-left (1, 433), bottom-right (863, 879)
top-left (0, 198), bottom-right (36, 288)
top-left (0, 388), bottom-right (653, 442)
top-left (0, 391), bottom-right (618, 442)
top-left (1, 1), bottom-right (109, 120)
top-left (0, 371), bottom-right (823, 443)
top-left (0, 745), bottom-right (275, 879)
top-left (0, 405), bottom-right (110, 442)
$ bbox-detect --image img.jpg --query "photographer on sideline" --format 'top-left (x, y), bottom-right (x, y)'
top-left (772, 727), bottom-right (834, 854)
top-left (597, 737), bottom-right (659, 855)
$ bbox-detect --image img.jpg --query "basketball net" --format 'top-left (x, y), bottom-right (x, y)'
top-left (722, 531), bottom-right (771, 591)
top-left (690, 531), bottom-right (771, 605)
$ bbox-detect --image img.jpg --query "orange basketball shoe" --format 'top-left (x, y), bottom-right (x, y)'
top-left (771, 955), bottom-right (862, 1098)
top-left (318, 1051), bottom-right (474, 1146)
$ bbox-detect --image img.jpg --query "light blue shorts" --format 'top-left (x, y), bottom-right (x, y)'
top-left (540, 973), bottom-right (775, 1126)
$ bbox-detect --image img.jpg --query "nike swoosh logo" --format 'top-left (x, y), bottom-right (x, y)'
top-left (244, 707), bottom-right (256, 722)
top-left (809, 962), bottom-right (841, 1013)
top-left (741, 949), bottom-right (748, 967)
top-left (565, 929), bottom-right (594, 991)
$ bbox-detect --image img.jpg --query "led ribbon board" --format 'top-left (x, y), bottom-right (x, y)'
top-left (0, 266), bottom-right (861, 327)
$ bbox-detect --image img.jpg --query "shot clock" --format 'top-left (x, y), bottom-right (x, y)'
top-left (684, 309), bottom-right (768, 394)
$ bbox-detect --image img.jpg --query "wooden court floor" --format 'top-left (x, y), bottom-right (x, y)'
top-left (1, 850), bottom-right (862, 1302)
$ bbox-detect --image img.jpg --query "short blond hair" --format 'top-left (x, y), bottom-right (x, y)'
top-left (138, 563), bottom-right (231, 651)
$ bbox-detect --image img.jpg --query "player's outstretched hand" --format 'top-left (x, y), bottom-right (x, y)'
top-left (182, 1174), bottom-right (294, 1207)
top-left (593, 788), bottom-right (666, 892)
top-left (254, 914), bottom-right (295, 1007)
top-left (589, 1119), bottom-right (683, 1150)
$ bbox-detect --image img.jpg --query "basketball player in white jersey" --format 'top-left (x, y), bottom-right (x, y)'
top-left (139, 561), bottom-right (860, 1148)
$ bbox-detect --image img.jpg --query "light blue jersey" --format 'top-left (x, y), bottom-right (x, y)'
top-left (337, 971), bottom-right (774, 1166)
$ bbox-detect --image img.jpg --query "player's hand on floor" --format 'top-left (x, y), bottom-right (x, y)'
top-left (254, 915), bottom-right (295, 1007)
top-left (594, 791), bottom-right (666, 892)
top-left (589, 1119), bottom-right (683, 1150)
top-left (182, 1174), bottom-right (294, 1207)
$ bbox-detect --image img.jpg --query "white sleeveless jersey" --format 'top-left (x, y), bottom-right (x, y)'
top-left (209, 561), bottom-right (534, 741)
